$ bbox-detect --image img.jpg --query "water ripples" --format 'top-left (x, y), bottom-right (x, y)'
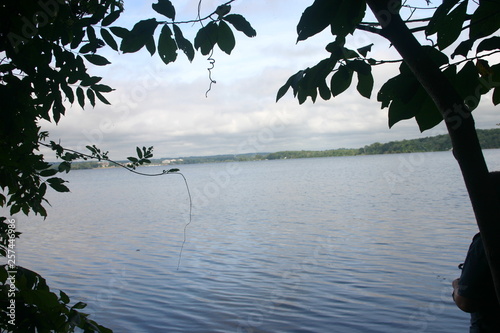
top-left (13, 151), bottom-right (500, 332)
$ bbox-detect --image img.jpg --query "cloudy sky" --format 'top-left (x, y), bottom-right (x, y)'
top-left (41, 0), bottom-right (499, 160)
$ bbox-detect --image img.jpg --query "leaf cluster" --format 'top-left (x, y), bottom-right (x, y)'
top-left (110, 1), bottom-right (256, 63)
top-left (278, 0), bottom-right (500, 131)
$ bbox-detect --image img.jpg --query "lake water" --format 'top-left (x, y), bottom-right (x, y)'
top-left (9, 150), bottom-right (500, 332)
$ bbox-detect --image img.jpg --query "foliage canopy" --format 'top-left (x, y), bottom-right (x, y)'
top-left (1, 0), bottom-right (500, 331)
top-left (0, 0), bottom-right (254, 331)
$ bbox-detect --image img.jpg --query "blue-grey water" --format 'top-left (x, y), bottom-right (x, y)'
top-left (9, 150), bottom-right (500, 332)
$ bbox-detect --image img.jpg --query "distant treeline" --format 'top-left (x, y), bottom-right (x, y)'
top-left (67, 128), bottom-right (500, 168)
top-left (264, 128), bottom-right (500, 160)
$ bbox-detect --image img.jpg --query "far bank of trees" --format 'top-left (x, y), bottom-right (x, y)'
top-left (260, 128), bottom-right (500, 160)
top-left (72, 127), bottom-right (500, 166)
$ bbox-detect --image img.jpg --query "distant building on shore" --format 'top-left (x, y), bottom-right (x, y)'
top-left (162, 159), bottom-right (183, 165)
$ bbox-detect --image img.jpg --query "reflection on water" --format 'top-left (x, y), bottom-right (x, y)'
top-left (11, 149), bottom-right (500, 332)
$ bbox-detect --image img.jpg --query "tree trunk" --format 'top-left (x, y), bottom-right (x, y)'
top-left (366, 0), bottom-right (500, 302)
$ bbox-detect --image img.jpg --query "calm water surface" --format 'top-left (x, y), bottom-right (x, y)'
top-left (10, 150), bottom-right (500, 332)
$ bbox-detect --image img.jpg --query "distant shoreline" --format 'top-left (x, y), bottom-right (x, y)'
top-left (65, 128), bottom-right (500, 170)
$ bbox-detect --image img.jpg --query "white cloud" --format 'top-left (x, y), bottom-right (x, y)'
top-left (40, 1), bottom-right (499, 161)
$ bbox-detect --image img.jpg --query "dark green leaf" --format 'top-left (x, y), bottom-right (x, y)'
top-left (127, 157), bottom-right (138, 163)
top-left (357, 43), bottom-right (373, 57)
top-left (102, 10), bottom-right (122, 26)
top-left (436, 1), bottom-right (468, 50)
top-left (173, 25), bottom-right (195, 62)
top-left (39, 169), bottom-right (58, 177)
top-left (341, 47), bottom-right (358, 59)
top-left (47, 178), bottom-right (70, 193)
top-left (87, 89), bottom-right (96, 107)
top-left (58, 161), bottom-right (71, 173)
top-left (415, 96), bottom-right (443, 132)
top-left (101, 28), bottom-right (118, 51)
top-left (145, 36), bottom-right (156, 56)
top-left (426, 0), bottom-right (460, 36)
top-left (76, 87), bottom-right (85, 108)
top-left (136, 147), bottom-right (143, 159)
top-left (330, 1), bottom-right (366, 37)
top-left (84, 54), bottom-right (111, 66)
top-left (223, 14), bottom-right (256, 38)
top-left (378, 66), bottom-right (424, 128)
top-left (348, 60), bottom-right (371, 75)
top-left (276, 74), bottom-right (295, 102)
top-left (87, 26), bottom-right (97, 43)
top-left (422, 46), bottom-right (449, 67)
top-left (356, 70), bottom-right (373, 99)
top-left (470, 1), bottom-right (500, 39)
top-left (95, 91), bottom-right (111, 105)
top-left (348, 60), bottom-right (373, 98)
top-left (493, 87), bottom-right (500, 105)
top-left (71, 28), bottom-right (85, 49)
top-left (216, 4), bottom-right (231, 18)
top-left (194, 22), bottom-right (218, 56)
top-left (158, 24), bottom-right (178, 65)
top-left (452, 38), bottom-right (475, 58)
top-left (152, 0), bottom-right (176, 20)
top-left (54, 105), bottom-right (65, 123)
top-left (330, 65), bottom-right (353, 97)
top-left (296, 0), bottom-right (339, 42)
top-left (80, 75), bottom-right (102, 87)
top-left (60, 82), bottom-right (74, 104)
top-left (10, 204), bottom-right (20, 215)
top-left (477, 36), bottom-right (500, 54)
top-left (451, 61), bottom-right (480, 109)
top-left (79, 43), bottom-right (95, 54)
top-left (72, 302), bottom-right (87, 310)
top-left (217, 21), bottom-right (236, 55)
top-left (110, 26), bottom-right (129, 39)
top-left (60, 290), bottom-right (70, 304)
top-left (318, 80), bottom-right (331, 100)
top-left (93, 84), bottom-right (113, 93)
top-left (120, 19), bottom-right (159, 53)
top-left (388, 97), bottom-right (418, 128)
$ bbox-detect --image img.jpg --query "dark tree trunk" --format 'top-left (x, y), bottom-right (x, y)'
top-left (366, 0), bottom-right (500, 302)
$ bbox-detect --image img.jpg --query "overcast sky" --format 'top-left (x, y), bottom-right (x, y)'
top-left (40, 0), bottom-right (499, 160)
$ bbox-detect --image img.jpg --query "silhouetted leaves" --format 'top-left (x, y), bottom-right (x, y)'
top-left (357, 43), bottom-right (373, 57)
top-left (194, 21), bottom-right (218, 55)
top-left (217, 21), bottom-right (236, 55)
top-left (84, 54), bottom-right (111, 66)
top-left (158, 25), bottom-right (178, 65)
top-left (173, 25), bottom-right (195, 62)
top-left (297, 0), bottom-right (365, 41)
top-left (223, 14), bottom-right (256, 38)
top-left (100, 28), bottom-right (118, 51)
top-left (477, 36), bottom-right (500, 54)
top-left (470, 1), bottom-right (500, 39)
top-left (330, 65), bottom-right (353, 97)
top-left (102, 10), bottom-right (122, 26)
top-left (152, 0), bottom-right (176, 20)
top-left (426, 0), bottom-right (467, 50)
top-left (297, 0), bottom-right (339, 42)
top-left (120, 19), bottom-right (159, 53)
